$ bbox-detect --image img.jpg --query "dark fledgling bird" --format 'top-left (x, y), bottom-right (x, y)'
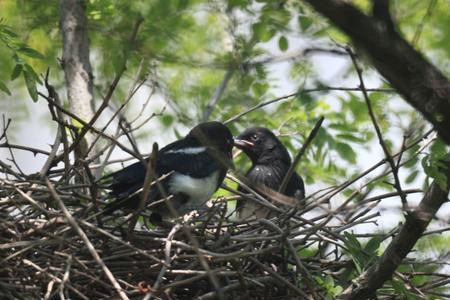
top-left (103, 121), bottom-right (234, 221)
top-left (234, 127), bottom-right (305, 219)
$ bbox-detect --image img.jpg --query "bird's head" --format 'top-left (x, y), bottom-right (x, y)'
top-left (234, 127), bottom-right (291, 164)
top-left (188, 121), bottom-right (234, 156)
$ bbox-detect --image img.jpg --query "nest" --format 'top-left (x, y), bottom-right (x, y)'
top-left (0, 127), bottom-right (447, 299)
top-left (0, 168), bottom-right (365, 300)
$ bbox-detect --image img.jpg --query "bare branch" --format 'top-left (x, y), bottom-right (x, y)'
top-left (347, 48), bottom-right (408, 210)
top-left (202, 68), bottom-right (234, 122)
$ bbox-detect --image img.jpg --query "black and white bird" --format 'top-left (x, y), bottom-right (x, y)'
top-left (234, 127), bottom-right (305, 219)
top-left (103, 121), bottom-right (234, 221)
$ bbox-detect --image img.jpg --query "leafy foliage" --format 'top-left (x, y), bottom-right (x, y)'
top-left (422, 138), bottom-right (449, 190)
top-left (0, 20), bottom-right (44, 101)
top-left (343, 232), bottom-right (381, 275)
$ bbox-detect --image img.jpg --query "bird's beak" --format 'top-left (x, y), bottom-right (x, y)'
top-left (234, 139), bottom-right (254, 149)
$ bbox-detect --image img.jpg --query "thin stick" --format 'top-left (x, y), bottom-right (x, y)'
top-left (202, 68), bottom-right (234, 121)
top-left (248, 257), bottom-right (310, 298)
top-left (347, 47), bottom-right (408, 210)
top-left (224, 87), bottom-right (394, 124)
top-left (45, 178), bottom-right (130, 300)
top-left (126, 142), bottom-right (158, 238)
top-left (279, 116), bottom-right (324, 194)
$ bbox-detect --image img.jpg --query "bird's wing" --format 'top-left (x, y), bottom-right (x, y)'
top-left (236, 165), bottom-right (305, 211)
top-left (157, 140), bottom-right (224, 178)
top-left (106, 160), bottom-right (148, 199)
top-left (104, 139), bottom-right (193, 198)
top-left (106, 139), bottom-right (226, 197)
top-left (247, 165), bottom-right (305, 201)
top-left (285, 172), bottom-right (305, 201)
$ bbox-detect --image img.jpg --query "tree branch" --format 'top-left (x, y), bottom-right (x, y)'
top-left (339, 158), bottom-right (450, 299)
top-left (302, 0), bottom-right (450, 145)
top-left (279, 116), bottom-right (324, 194)
top-left (202, 68), bottom-right (234, 122)
top-left (347, 48), bottom-right (408, 210)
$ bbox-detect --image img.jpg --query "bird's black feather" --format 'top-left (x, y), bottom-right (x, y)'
top-left (235, 127), bottom-right (305, 219)
top-left (103, 121), bottom-right (234, 219)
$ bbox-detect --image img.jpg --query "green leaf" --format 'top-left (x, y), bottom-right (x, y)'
top-left (278, 36), bottom-right (288, 51)
top-left (173, 128), bottom-right (183, 140)
top-left (251, 82), bottom-right (269, 97)
top-left (252, 22), bottom-right (276, 42)
top-left (72, 119), bottom-right (84, 134)
top-left (421, 141), bottom-right (449, 190)
top-left (24, 64), bottom-right (42, 84)
top-left (365, 236), bottom-right (381, 254)
top-left (403, 156), bottom-right (419, 169)
top-left (344, 232), bottom-right (361, 250)
top-left (227, 0), bottom-right (247, 9)
top-left (11, 64), bottom-right (22, 80)
top-left (252, 22), bottom-right (264, 40)
top-left (0, 80), bottom-right (11, 95)
top-left (161, 114), bottom-right (174, 127)
top-left (23, 71), bottom-right (38, 102)
top-left (0, 25), bottom-right (19, 38)
top-left (335, 142), bottom-right (356, 163)
top-left (430, 137), bottom-right (447, 159)
top-left (336, 133), bottom-right (366, 143)
top-left (18, 46), bottom-right (45, 59)
top-left (299, 16), bottom-right (313, 31)
top-left (298, 248), bottom-right (316, 258)
top-left (405, 170), bottom-right (419, 184)
top-left (329, 123), bottom-right (350, 131)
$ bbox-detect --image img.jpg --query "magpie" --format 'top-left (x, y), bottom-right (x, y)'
top-left (234, 127), bottom-right (305, 219)
top-left (103, 121), bottom-right (234, 220)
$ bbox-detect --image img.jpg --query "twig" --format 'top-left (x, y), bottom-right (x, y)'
top-left (347, 47), bottom-right (408, 211)
top-left (224, 87), bottom-right (394, 124)
top-left (145, 224), bottom-right (183, 299)
top-left (126, 142), bottom-right (158, 238)
top-left (44, 68), bottom-right (71, 179)
top-left (279, 116), bottom-right (324, 194)
top-left (58, 255), bottom-right (72, 299)
top-left (0, 143), bottom-right (50, 156)
top-left (22, 259), bottom-right (88, 300)
top-left (248, 257), bottom-right (310, 298)
top-left (45, 178), bottom-right (130, 300)
top-left (0, 115), bottom-right (11, 141)
top-left (412, 0), bottom-right (437, 46)
top-left (39, 125), bottom-right (62, 177)
top-left (202, 68), bottom-right (234, 121)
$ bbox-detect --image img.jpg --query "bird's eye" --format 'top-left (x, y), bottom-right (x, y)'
top-left (250, 134), bottom-right (259, 141)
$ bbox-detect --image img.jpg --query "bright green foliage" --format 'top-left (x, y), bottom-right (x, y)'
top-left (0, 20), bottom-right (43, 101)
top-left (343, 232), bottom-right (381, 275)
top-left (422, 138), bottom-right (449, 190)
top-left (315, 275), bottom-right (343, 300)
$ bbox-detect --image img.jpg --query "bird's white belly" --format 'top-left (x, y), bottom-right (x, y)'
top-left (168, 171), bottom-right (220, 208)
